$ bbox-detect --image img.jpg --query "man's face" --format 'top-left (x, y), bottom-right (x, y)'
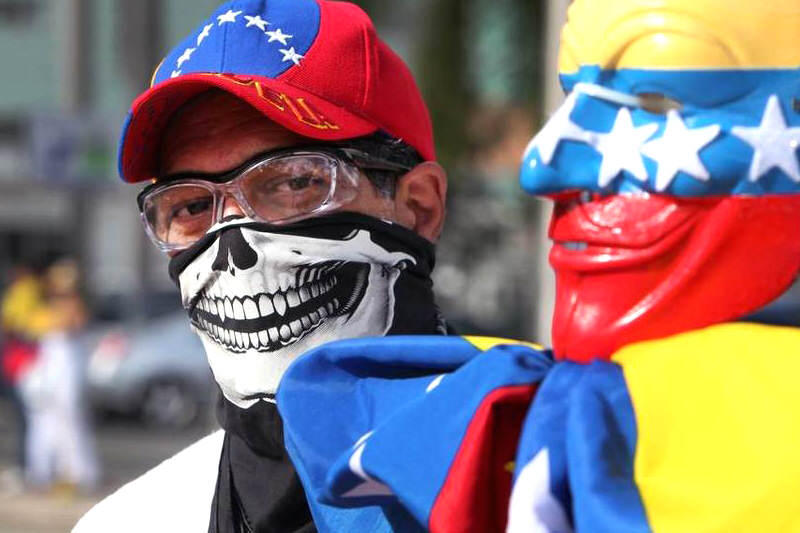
top-left (159, 91), bottom-right (442, 407)
top-left (522, 0), bottom-right (800, 361)
top-left (161, 91), bottom-right (401, 224)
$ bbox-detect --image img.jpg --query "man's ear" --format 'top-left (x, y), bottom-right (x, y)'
top-left (394, 162), bottom-right (448, 242)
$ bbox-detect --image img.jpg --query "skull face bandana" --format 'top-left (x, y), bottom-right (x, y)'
top-left (169, 212), bottom-right (444, 408)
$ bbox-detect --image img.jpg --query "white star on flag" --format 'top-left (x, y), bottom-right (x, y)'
top-left (590, 107), bottom-right (658, 187)
top-left (506, 449), bottom-right (573, 533)
top-left (732, 95), bottom-right (800, 183)
top-left (640, 110), bottom-right (720, 192)
top-left (266, 28), bottom-right (292, 45)
top-left (425, 374), bottom-right (446, 393)
top-left (523, 91), bottom-right (587, 166)
top-left (244, 15), bottom-right (270, 31)
top-left (171, 69), bottom-right (181, 78)
top-left (279, 47), bottom-right (304, 65)
top-left (217, 9), bottom-right (242, 25)
top-left (197, 23), bottom-right (213, 46)
top-left (176, 47), bottom-right (195, 68)
top-left (340, 432), bottom-right (393, 499)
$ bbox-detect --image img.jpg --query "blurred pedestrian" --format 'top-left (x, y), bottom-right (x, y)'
top-left (0, 262), bottom-right (49, 487)
top-left (20, 258), bottom-right (99, 493)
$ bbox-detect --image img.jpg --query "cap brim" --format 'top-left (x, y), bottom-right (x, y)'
top-left (119, 74), bottom-right (380, 183)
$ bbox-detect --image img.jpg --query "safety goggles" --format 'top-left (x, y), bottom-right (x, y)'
top-left (137, 146), bottom-right (411, 252)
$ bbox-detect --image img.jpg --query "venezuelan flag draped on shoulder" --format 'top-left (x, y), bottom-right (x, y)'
top-left (277, 336), bottom-right (551, 532)
top-left (278, 0), bottom-right (800, 529)
top-left (278, 324), bottom-right (800, 532)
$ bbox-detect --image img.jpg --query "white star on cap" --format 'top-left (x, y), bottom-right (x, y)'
top-left (176, 47), bottom-right (195, 68)
top-left (732, 95), bottom-right (800, 183)
top-left (266, 28), bottom-right (292, 45)
top-left (244, 15), bottom-right (270, 31)
top-left (217, 9), bottom-right (242, 25)
top-left (279, 47), bottom-right (304, 65)
top-left (171, 69), bottom-right (182, 78)
top-left (590, 107), bottom-right (658, 187)
top-left (523, 91), bottom-right (588, 166)
top-left (197, 23), bottom-right (213, 46)
top-left (640, 110), bottom-right (720, 192)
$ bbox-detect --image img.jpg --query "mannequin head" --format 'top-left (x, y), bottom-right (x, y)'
top-left (522, 0), bottom-right (800, 361)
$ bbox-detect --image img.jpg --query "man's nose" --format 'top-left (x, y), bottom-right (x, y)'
top-left (220, 193), bottom-right (247, 222)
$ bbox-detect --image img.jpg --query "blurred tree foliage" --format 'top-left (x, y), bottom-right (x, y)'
top-left (350, 0), bottom-right (545, 176)
top-left (415, 0), bottom-right (472, 171)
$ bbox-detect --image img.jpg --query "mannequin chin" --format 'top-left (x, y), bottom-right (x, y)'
top-left (549, 194), bottom-right (800, 361)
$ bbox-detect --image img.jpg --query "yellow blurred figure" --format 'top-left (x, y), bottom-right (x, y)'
top-left (1, 268), bottom-right (51, 340)
top-left (3, 259), bottom-right (97, 493)
top-left (42, 259), bottom-right (87, 333)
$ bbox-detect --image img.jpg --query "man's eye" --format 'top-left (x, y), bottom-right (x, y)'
top-left (278, 175), bottom-right (327, 192)
top-left (287, 176), bottom-right (314, 191)
top-left (173, 198), bottom-right (212, 219)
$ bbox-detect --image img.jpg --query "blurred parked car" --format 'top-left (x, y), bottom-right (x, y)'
top-left (85, 293), bottom-right (213, 429)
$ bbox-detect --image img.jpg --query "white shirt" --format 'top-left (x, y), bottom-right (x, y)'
top-left (73, 430), bottom-right (225, 533)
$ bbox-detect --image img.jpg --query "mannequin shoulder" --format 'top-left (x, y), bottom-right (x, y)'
top-left (612, 322), bottom-right (800, 375)
top-left (72, 429), bottom-right (225, 533)
top-left (606, 323), bottom-right (800, 531)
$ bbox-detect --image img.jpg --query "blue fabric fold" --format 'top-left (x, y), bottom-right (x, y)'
top-left (278, 336), bottom-right (552, 531)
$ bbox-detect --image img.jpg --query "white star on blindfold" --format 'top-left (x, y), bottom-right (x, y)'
top-left (588, 107), bottom-right (658, 187)
top-left (732, 95), bottom-right (800, 183)
top-left (640, 111), bottom-right (720, 192)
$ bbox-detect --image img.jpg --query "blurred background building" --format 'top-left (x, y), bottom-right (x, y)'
top-left (0, 0), bottom-right (556, 341)
top-left (3, 1), bottom-right (799, 530)
top-left (0, 2), bottom-right (560, 530)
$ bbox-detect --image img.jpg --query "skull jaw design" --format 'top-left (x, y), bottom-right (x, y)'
top-left (193, 259), bottom-right (371, 354)
top-left (179, 222), bottom-right (414, 409)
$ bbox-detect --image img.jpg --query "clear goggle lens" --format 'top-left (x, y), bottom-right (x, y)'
top-left (142, 153), bottom-right (356, 251)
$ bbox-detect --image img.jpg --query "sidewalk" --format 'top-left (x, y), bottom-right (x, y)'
top-left (0, 488), bottom-right (97, 533)
top-left (0, 400), bottom-right (212, 532)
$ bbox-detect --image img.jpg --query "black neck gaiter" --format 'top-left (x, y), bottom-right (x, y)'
top-left (168, 213), bottom-right (445, 533)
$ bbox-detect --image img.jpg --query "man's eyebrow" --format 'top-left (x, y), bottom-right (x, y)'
top-left (158, 168), bottom-right (228, 183)
top-left (157, 158), bottom-right (253, 184)
top-left (156, 146), bottom-right (302, 183)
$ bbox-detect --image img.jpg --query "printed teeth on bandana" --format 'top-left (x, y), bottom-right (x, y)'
top-left (169, 214), bottom-right (427, 409)
top-left (190, 261), bottom-right (369, 353)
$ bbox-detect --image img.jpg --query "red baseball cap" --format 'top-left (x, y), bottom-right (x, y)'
top-left (118, 0), bottom-right (435, 183)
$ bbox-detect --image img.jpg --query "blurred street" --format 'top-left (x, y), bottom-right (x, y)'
top-left (0, 401), bottom-right (215, 533)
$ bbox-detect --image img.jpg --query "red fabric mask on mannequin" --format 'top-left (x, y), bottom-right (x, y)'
top-left (549, 193), bottom-right (800, 361)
